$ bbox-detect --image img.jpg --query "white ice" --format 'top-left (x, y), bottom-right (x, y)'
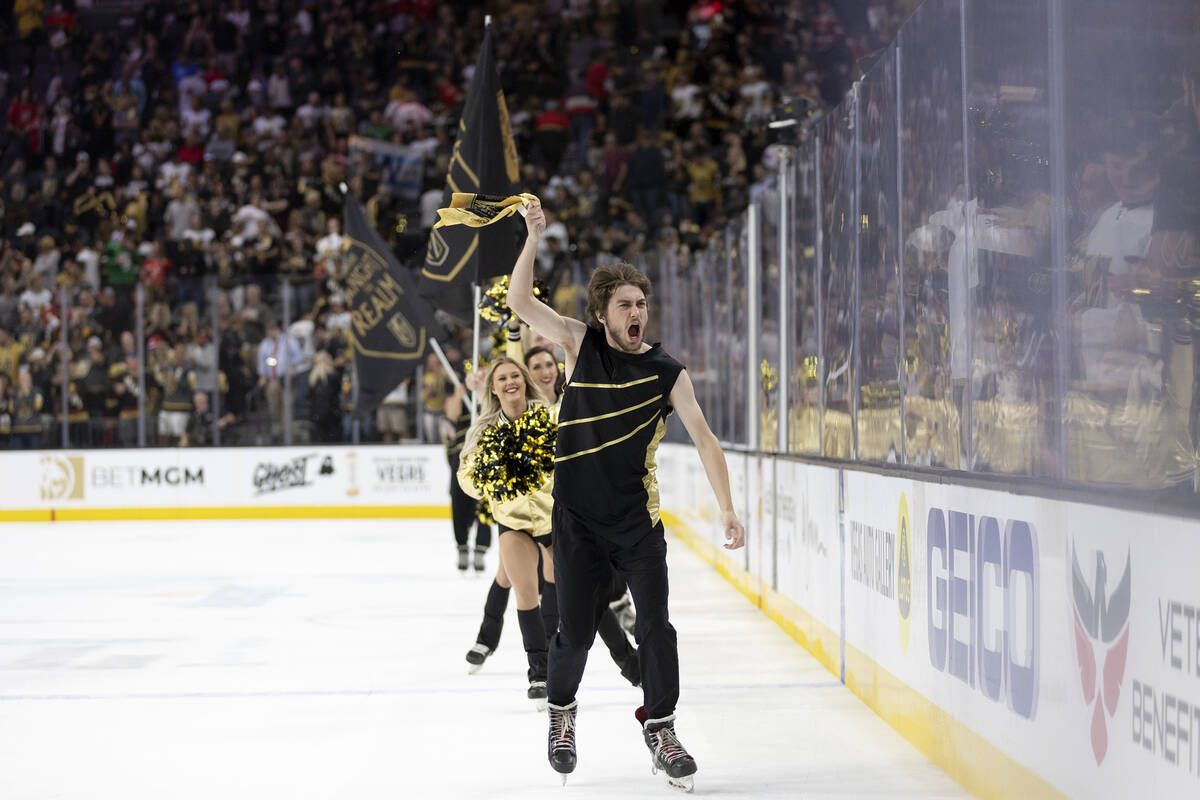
top-left (0, 519), bottom-right (968, 800)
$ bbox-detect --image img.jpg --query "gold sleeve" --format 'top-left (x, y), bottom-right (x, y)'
top-left (456, 449), bottom-right (483, 501)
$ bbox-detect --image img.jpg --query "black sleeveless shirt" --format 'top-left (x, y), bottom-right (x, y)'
top-left (553, 326), bottom-right (684, 542)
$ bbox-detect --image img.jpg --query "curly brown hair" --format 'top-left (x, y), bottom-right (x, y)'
top-left (585, 263), bottom-right (652, 329)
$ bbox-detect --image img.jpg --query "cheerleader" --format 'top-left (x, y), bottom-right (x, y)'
top-left (457, 356), bottom-right (556, 706)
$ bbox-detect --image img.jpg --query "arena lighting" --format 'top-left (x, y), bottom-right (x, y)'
top-left (768, 119), bottom-right (799, 129)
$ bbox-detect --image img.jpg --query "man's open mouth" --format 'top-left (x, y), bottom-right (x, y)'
top-left (628, 324), bottom-right (641, 340)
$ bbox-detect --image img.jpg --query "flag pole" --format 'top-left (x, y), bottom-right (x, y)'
top-left (429, 339), bottom-right (461, 390)
top-left (470, 282), bottom-right (482, 422)
top-left (464, 14), bottom-right (490, 423)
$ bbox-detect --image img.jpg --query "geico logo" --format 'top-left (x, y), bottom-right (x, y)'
top-left (927, 508), bottom-right (1039, 720)
top-left (91, 466), bottom-right (205, 488)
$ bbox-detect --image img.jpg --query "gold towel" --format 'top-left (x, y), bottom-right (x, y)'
top-left (434, 192), bottom-right (540, 229)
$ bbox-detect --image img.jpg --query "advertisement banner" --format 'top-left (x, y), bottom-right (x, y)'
top-left (839, 473), bottom-right (1200, 798)
top-left (774, 458), bottom-right (841, 638)
top-left (1, 446), bottom-right (451, 512)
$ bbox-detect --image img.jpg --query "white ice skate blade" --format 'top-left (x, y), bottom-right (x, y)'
top-left (535, 698), bottom-right (548, 712)
top-left (666, 775), bottom-right (694, 793)
top-left (466, 662), bottom-right (484, 675)
top-left (650, 761), bottom-right (694, 793)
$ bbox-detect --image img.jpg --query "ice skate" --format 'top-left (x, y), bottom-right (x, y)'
top-left (527, 680), bottom-right (548, 711)
top-left (636, 706), bottom-right (697, 793)
top-left (609, 590), bottom-right (636, 636)
top-left (457, 544), bottom-right (469, 572)
top-left (547, 701), bottom-right (578, 783)
top-left (473, 546), bottom-right (487, 572)
top-left (464, 643), bottom-right (491, 674)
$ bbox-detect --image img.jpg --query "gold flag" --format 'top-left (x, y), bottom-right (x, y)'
top-left (434, 192), bottom-right (540, 229)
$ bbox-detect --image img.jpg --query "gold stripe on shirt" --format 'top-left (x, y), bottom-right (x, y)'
top-left (568, 375), bottom-right (657, 390)
top-left (557, 394), bottom-right (663, 428)
top-left (554, 412), bottom-right (661, 463)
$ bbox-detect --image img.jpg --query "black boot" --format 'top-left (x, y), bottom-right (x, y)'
top-left (636, 706), bottom-right (697, 790)
top-left (473, 580), bottom-right (509, 653)
top-left (548, 701), bottom-right (578, 778)
top-left (518, 607), bottom-right (548, 708)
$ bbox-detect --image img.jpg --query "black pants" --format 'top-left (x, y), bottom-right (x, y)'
top-left (548, 505), bottom-right (678, 719)
top-left (449, 455), bottom-right (492, 549)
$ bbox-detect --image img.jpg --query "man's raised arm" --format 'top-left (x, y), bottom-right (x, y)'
top-left (507, 200), bottom-right (587, 358)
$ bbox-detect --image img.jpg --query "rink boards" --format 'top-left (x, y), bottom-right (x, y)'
top-left (3, 443), bottom-right (1199, 798)
top-left (656, 444), bottom-right (1200, 800)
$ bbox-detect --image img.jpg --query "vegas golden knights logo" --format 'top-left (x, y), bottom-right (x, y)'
top-left (388, 313), bottom-right (418, 349)
top-left (426, 228), bottom-right (449, 268)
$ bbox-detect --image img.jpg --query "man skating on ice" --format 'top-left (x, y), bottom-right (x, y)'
top-left (507, 199), bottom-right (745, 791)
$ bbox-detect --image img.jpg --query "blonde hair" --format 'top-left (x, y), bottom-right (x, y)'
top-left (309, 350), bottom-right (335, 386)
top-left (462, 356), bottom-right (549, 458)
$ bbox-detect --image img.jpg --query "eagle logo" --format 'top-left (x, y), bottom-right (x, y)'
top-left (1070, 543), bottom-right (1131, 765)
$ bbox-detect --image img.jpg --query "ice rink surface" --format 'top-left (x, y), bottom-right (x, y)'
top-left (0, 518), bottom-right (968, 800)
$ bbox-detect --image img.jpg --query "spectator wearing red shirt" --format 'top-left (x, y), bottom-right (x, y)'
top-left (7, 88), bottom-right (41, 158)
top-left (564, 75), bottom-right (597, 168)
top-left (178, 134), bottom-right (205, 165)
top-left (533, 101), bottom-right (570, 172)
top-left (585, 54), bottom-right (609, 106)
top-left (142, 242), bottom-right (172, 299)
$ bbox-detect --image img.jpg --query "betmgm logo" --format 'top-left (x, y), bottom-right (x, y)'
top-left (40, 455), bottom-right (84, 500)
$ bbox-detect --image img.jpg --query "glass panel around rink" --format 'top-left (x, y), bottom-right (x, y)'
top-left (729, 217), bottom-right (751, 446)
top-left (961, 0), bottom-right (1055, 478)
top-left (896, 0), bottom-right (965, 469)
top-left (789, 139), bottom-right (822, 455)
top-left (818, 107), bottom-right (857, 459)
top-left (759, 178), bottom-right (783, 453)
top-left (856, 47), bottom-right (903, 464)
top-left (1061, 0), bottom-right (1199, 491)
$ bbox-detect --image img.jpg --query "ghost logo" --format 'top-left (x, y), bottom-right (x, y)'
top-left (1070, 542), bottom-right (1131, 765)
top-left (319, 456), bottom-right (335, 476)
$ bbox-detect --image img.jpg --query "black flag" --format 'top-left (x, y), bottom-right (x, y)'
top-left (419, 24), bottom-right (521, 324)
top-left (343, 192), bottom-right (444, 414)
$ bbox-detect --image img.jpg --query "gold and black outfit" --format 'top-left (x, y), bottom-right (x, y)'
top-left (548, 326), bottom-right (683, 719)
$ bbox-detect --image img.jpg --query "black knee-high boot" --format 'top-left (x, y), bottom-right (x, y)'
top-left (541, 581), bottom-right (559, 646)
top-left (598, 605), bottom-right (640, 686)
top-left (475, 580), bottom-right (510, 650)
top-left (517, 607), bottom-right (548, 682)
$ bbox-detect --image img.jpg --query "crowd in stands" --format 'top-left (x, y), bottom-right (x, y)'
top-left (0, 0), bottom-right (910, 448)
